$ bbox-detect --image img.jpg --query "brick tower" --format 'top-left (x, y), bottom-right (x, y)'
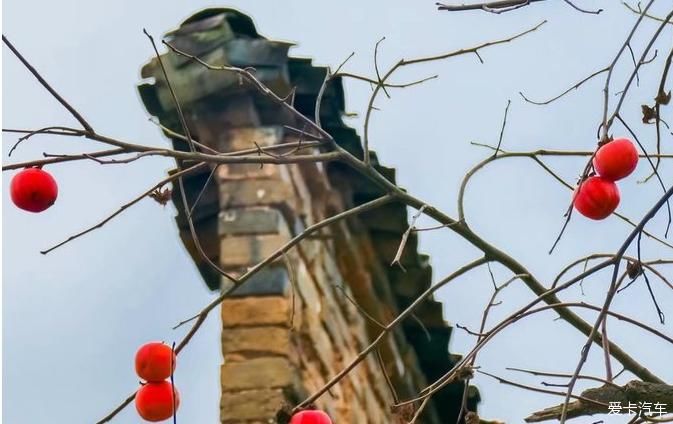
top-left (139, 8), bottom-right (479, 423)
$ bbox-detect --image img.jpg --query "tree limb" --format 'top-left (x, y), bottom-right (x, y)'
top-left (526, 381), bottom-right (673, 422)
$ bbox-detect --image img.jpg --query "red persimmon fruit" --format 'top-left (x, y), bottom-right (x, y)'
top-left (135, 381), bottom-right (180, 422)
top-left (290, 409), bottom-right (333, 424)
top-left (10, 167), bottom-right (58, 213)
top-left (135, 342), bottom-right (176, 382)
top-left (593, 137), bottom-right (638, 181)
top-left (573, 176), bottom-right (620, 220)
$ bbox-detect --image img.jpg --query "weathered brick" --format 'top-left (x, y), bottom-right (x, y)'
top-left (195, 95), bottom-right (261, 139)
top-left (221, 296), bottom-right (290, 327)
top-left (218, 126), bottom-right (284, 152)
top-left (297, 348), bottom-right (327, 395)
top-left (293, 257), bottom-right (322, 314)
top-left (303, 313), bottom-right (336, 377)
top-left (218, 206), bottom-right (289, 236)
top-left (296, 237), bottom-right (322, 266)
top-left (363, 348), bottom-right (396, 407)
top-left (307, 267), bottom-right (357, 360)
top-left (221, 357), bottom-right (295, 391)
top-left (287, 163), bottom-right (313, 223)
top-left (364, 387), bottom-right (387, 424)
top-left (219, 178), bottom-right (298, 210)
top-left (217, 161), bottom-right (282, 181)
top-left (215, 151), bottom-right (295, 183)
top-left (305, 250), bottom-right (329, 290)
top-left (222, 326), bottom-right (291, 356)
top-left (320, 248), bottom-right (362, 321)
top-left (228, 267), bottom-right (292, 297)
top-left (220, 388), bottom-right (285, 422)
top-left (351, 395), bottom-right (368, 424)
top-left (319, 303), bottom-right (353, 360)
top-left (220, 233), bottom-right (289, 268)
top-left (345, 368), bottom-right (365, 405)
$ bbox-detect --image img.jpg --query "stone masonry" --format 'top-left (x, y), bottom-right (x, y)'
top-left (139, 8), bottom-right (479, 423)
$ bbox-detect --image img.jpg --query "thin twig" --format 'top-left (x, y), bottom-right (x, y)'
top-left (520, 67), bottom-right (609, 105)
top-left (40, 163), bottom-right (205, 254)
top-left (2, 36), bottom-right (94, 133)
top-left (623, 1), bottom-right (673, 24)
top-left (391, 205), bottom-right (427, 270)
top-left (361, 20), bottom-right (546, 164)
top-left (494, 99), bottom-right (511, 156)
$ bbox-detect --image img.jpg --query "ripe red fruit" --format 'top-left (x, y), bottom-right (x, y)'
top-left (10, 167), bottom-right (58, 213)
top-left (135, 381), bottom-right (180, 422)
top-left (135, 342), bottom-right (176, 382)
top-left (290, 410), bottom-right (333, 424)
top-left (573, 176), bottom-right (620, 220)
top-left (593, 137), bottom-right (638, 181)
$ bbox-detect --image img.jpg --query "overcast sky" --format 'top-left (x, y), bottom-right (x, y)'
top-left (3, 1), bottom-right (672, 423)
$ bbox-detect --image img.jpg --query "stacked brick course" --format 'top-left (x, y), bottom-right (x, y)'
top-left (139, 8), bottom-right (478, 423)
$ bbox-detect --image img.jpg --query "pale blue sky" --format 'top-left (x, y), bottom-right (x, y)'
top-left (3, 1), bottom-right (672, 423)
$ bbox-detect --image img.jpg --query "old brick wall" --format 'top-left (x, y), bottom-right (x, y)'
top-left (139, 8), bottom-right (478, 423)
top-left (210, 126), bottom-right (408, 423)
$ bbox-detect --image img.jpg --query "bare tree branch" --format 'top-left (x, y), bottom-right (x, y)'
top-left (2, 35), bottom-right (95, 133)
top-left (527, 381), bottom-right (673, 422)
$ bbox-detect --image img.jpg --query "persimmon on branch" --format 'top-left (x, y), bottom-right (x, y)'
top-left (3, 3), bottom-right (672, 424)
top-left (464, 143), bottom-right (673, 251)
top-left (537, 0), bottom-right (673, 254)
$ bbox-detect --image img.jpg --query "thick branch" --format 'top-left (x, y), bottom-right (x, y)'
top-left (437, 0), bottom-right (601, 14)
top-left (526, 381), bottom-right (673, 422)
top-left (437, 0), bottom-right (545, 12)
top-left (339, 144), bottom-right (665, 387)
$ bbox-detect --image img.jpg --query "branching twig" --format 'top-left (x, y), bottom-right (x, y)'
top-left (361, 20), bottom-right (546, 164)
top-left (623, 1), bottom-right (673, 25)
top-left (461, 145), bottom-right (673, 250)
top-left (558, 184), bottom-right (673, 423)
top-left (520, 67), bottom-right (609, 106)
top-left (391, 205), bottom-right (427, 270)
top-left (40, 163), bottom-right (205, 254)
top-left (494, 100), bottom-right (511, 156)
